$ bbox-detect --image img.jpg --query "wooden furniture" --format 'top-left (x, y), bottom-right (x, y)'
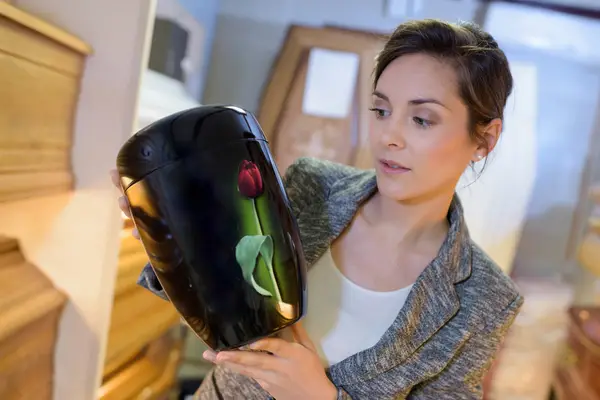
top-left (99, 220), bottom-right (184, 399)
top-left (0, 3), bottom-right (92, 398)
top-left (554, 307), bottom-right (600, 400)
top-left (99, 329), bottom-right (184, 400)
top-left (0, 1), bottom-right (159, 398)
top-left (0, 2), bottom-right (91, 202)
top-left (0, 236), bottom-right (67, 400)
top-left (553, 185), bottom-right (600, 399)
top-left (257, 25), bottom-right (384, 172)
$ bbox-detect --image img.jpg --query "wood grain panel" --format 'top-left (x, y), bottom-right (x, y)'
top-left (0, 171), bottom-right (72, 202)
top-left (0, 147), bottom-right (70, 173)
top-left (0, 52), bottom-right (79, 147)
top-left (0, 3), bottom-right (90, 203)
top-left (104, 288), bottom-right (180, 377)
top-left (0, 3), bottom-right (91, 73)
top-left (0, 235), bottom-right (66, 400)
top-left (99, 331), bottom-right (183, 400)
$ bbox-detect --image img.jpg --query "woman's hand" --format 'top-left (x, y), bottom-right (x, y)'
top-left (110, 169), bottom-right (140, 239)
top-left (204, 322), bottom-right (337, 400)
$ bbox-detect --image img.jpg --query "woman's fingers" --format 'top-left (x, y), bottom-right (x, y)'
top-left (118, 196), bottom-right (132, 218)
top-left (111, 170), bottom-right (141, 241)
top-left (203, 350), bottom-right (217, 362)
top-left (110, 169), bottom-right (122, 192)
top-left (248, 338), bottom-right (293, 357)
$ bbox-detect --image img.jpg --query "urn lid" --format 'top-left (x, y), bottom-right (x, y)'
top-left (116, 104), bottom-right (268, 190)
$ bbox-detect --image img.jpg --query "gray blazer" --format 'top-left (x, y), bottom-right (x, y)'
top-left (137, 157), bottom-right (524, 400)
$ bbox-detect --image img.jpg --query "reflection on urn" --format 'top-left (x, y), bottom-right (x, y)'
top-left (116, 105), bottom-right (307, 351)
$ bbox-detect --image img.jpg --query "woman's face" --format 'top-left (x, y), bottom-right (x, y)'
top-left (368, 53), bottom-right (498, 202)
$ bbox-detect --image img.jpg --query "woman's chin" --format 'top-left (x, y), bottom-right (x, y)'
top-left (375, 176), bottom-right (414, 202)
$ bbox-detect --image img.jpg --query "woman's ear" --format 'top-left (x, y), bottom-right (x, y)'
top-left (472, 118), bottom-right (502, 161)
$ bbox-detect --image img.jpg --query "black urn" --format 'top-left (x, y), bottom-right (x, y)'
top-left (116, 105), bottom-right (307, 351)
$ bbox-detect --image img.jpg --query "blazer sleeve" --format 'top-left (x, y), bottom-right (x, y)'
top-left (406, 294), bottom-right (524, 400)
top-left (135, 157), bottom-right (315, 301)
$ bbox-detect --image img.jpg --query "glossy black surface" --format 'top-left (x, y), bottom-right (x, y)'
top-left (117, 105), bottom-right (307, 351)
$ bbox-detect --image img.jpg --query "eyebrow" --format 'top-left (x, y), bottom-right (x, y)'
top-left (372, 90), bottom-right (449, 109)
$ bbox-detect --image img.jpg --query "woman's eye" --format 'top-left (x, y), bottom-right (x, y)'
top-left (369, 108), bottom-right (390, 119)
top-left (413, 116), bottom-right (432, 128)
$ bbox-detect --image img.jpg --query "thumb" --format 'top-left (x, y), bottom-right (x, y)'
top-left (291, 321), bottom-right (316, 352)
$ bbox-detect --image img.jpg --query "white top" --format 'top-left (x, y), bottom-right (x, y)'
top-left (303, 248), bottom-right (414, 367)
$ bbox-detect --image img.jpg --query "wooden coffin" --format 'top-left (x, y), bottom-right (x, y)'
top-left (0, 235), bottom-right (67, 400)
top-left (554, 307), bottom-right (600, 400)
top-left (99, 328), bottom-right (184, 400)
top-left (100, 223), bottom-right (183, 399)
top-left (0, 2), bottom-right (92, 202)
top-left (258, 25), bottom-right (384, 172)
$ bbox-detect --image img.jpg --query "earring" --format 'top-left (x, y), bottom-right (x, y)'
top-left (476, 155), bottom-right (483, 160)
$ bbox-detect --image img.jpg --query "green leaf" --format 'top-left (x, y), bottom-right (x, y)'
top-left (235, 235), bottom-right (274, 297)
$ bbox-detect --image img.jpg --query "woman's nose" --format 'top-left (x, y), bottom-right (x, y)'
top-left (380, 126), bottom-right (406, 149)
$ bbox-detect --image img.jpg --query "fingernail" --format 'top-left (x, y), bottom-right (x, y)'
top-left (203, 350), bottom-right (216, 362)
top-left (215, 352), bottom-right (230, 363)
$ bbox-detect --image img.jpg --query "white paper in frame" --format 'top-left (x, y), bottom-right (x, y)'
top-left (301, 48), bottom-right (360, 119)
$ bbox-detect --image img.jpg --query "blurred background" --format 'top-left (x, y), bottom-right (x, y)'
top-left (0, 0), bottom-right (599, 399)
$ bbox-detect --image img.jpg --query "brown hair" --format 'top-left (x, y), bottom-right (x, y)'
top-left (374, 19), bottom-right (513, 152)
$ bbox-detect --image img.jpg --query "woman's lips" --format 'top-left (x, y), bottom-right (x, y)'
top-left (379, 159), bottom-right (411, 174)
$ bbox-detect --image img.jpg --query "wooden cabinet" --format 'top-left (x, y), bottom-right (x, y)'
top-left (0, 2), bottom-right (91, 202)
top-left (0, 236), bottom-right (67, 400)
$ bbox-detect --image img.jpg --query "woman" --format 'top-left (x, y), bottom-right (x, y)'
top-left (114, 19), bottom-right (523, 399)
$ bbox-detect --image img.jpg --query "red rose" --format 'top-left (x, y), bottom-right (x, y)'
top-left (238, 160), bottom-right (263, 198)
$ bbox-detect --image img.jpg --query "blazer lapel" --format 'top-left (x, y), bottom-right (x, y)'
top-left (295, 166), bottom-right (473, 386)
top-left (296, 169), bottom-right (377, 267)
top-left (328, 195), bottom-right (473, 385)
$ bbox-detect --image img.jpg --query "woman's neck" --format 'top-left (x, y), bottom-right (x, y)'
top-left (360, 190), bottom-right (453, 246)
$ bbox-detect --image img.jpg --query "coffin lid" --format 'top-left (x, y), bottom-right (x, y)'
top-left (0, 2), bottom-right (92, 54)
top-left (0, 235), bottom-right (67, 342)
